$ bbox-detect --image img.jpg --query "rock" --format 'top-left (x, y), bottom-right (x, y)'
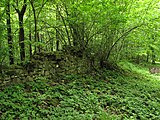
top-left (149, 67), bottom-right (160, 74)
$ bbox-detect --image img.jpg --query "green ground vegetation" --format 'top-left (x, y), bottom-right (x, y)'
top-left (0, 61), bottom-right (160, 120)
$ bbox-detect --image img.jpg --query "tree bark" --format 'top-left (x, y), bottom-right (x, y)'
top-left (30, 0), bottom-right (37, 53)
top-left (29, 3), bottom-right (32, 59)
top-left (6, 1), bottom-right (14, 65)
top-left (13, 0), bottom-right (27, 62)
top-left (56, 5), bottom-right (60, 51)
top-left (18, 14), bottom-right (25, 61)
top-left (37, 32), bottom-right (41, 52)
top-left (29, 29), bottom-right (32, 58)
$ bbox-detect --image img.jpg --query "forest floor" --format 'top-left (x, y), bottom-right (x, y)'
top-left (0, 54), bottom-right (160, 120)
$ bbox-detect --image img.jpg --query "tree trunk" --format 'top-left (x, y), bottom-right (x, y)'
top-left (29, 30), bottom-right (32, 59)
top-left (13, 0), bottom-right (27, 62)
top-left (56, 5), bottom-right (60, 51)
top-left (37, 32), bottom-right (40, 52)
top-left (18, 14), bottom-right (25, 62)
top-left (56, 28), bottom-right (60, 51)
top-left (30, 0), bottom-right (37, 53)
top-left (6, 1), bottom-right (14, 64)
top-left (29, 3), bottom-right (32, 59)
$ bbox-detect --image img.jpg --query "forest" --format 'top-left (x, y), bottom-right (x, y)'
top-left (0, 0), bottom-right (160, 119)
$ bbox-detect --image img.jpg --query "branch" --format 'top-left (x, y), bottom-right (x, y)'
top-left (37, 0), bottom-right (48, 19)
top-left (41, 20), bottom-right (67, 44)
top-left (105, 24), bottom-right (143, 60)
top-left (12, 0), bottom-right (27, 14)
top-left (21, 0), bottom-right (27, 14)
top-left (12, 4), bottom-right (20, 13)
top-left (57, 6), bottom-right (71, 45)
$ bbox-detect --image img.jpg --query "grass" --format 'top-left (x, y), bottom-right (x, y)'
top-left (0, 61), bottom-right (160, 119)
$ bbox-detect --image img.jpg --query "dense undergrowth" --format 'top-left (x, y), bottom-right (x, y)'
top-left (0, 61), bottom-right (160, 120)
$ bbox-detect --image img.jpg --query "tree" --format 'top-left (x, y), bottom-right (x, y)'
top-left (0, 0), bottom-right (159, 67)
top-left (28, 3), bottom-right (32, 58)
top-left (121, 0), bottom-right (160, 63)
top-left (29, 0), bottom-right (48, 53)
top-left (13, 0), bottom-right (27, 62)
top-left (6, 0), bottom-right (14, 65)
